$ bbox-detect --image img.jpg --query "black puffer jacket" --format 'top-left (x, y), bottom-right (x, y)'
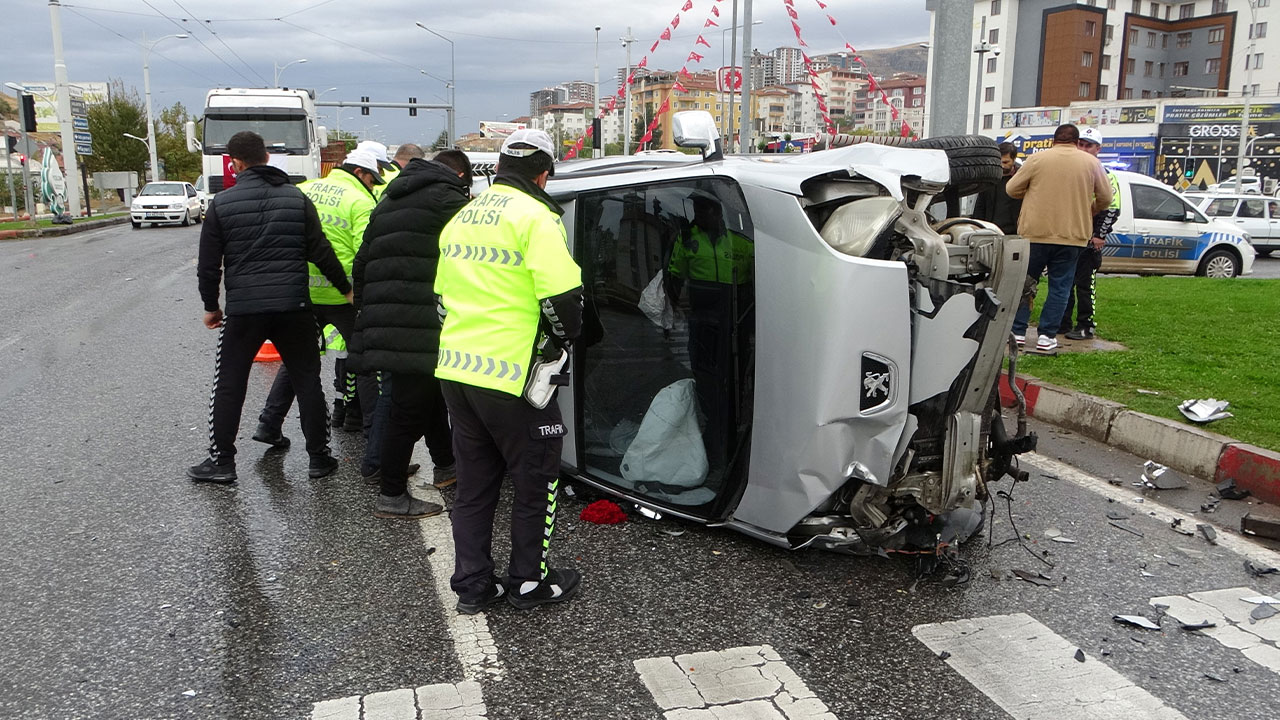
top-left (197, 164), bottom-right (349, 315)
top-left (350, 158), bottom-right (470, 374)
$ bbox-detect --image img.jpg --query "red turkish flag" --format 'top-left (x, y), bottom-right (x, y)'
top-left (221, 155), bottom-right (237, 190)
top-left (791, 21), bottom-right (807, 45)
top-left (639, 130), bottom-right (653, 144)
top-left (786, 6), bottom-right (798, 19)
top-left (584, 125), bottom-right (594, 137)
top-left (704, 18), bottom-right (718, 28)
top-left (696, 35), bottom-right (711, 48)
top-left (682, 0), bottom-right (693, 11)
top-left (679, 66), bottom-right (692, 78)
top-left (660, 27), bottom-right (672, 41)
top-left (711, 5), bottom-right (720, 16)
top-left (650, 40), bottom-right (660, 52)
top-left (637, 57), bottom-right (648, 68)
top-left (827, 14), bottom-right (837, 26)
top-left (901, 122), bottom-right (912, 138)
top-left (845, 43), bottom-right (857, 54)
top-left (673, 81), bottom-right (687, 93)
top-left (671, 14), bottom-right (681, 29)
top-left (564, 148), bottom-right (577, 159)
top-left (657, 97), bottom-right (670, 114)
top-left (818, 1), bottom-right (827, 9)
top-left (687, 51), bottom-right (703, 62)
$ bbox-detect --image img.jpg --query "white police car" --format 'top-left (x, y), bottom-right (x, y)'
top-left (1102, 171), bottom-right (1254, 278)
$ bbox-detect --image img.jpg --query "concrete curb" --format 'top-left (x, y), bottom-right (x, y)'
top-left (999, 374), bottom-right (1280, 505)
top-left (0, 215), bottom-right (129, 241)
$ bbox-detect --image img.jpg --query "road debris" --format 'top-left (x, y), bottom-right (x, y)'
top-left (1250, 604), bottom-right (1277, 622)
top-left (1196, 524), bottom-right (1218, 545)
top-left (1203, 673), bottom-right (1227, 683)
top-left (1114, 614), bottom-right (1162, 630)
top-left (1241, 596), bottom-right (1280, 606)
top-left (1244, 560), bottom-right (1279, 577)
top-left (1217, 478), bottom-right (1251, 501)
top-left (1171, 518), bottom-right (1196, 536)
top-left (1110, 521), bottom-right (1145, 537)
top-left (1107, 510), bottom-right (1130, 521)
top-left (938, 651), bottom-right (951, 661)
top-left (1201, 497), bottom-right (1220, 514)
top-left (1136, 389), bottom-right (1161, 395)
top-left (1012, 569), bottom-right (1054, 587)
top-left (1136, 460), bottom-right (1185, 489)
top-left (1073, 649), bottom-right (1086, 663)
top-left (580, 499), bottom-right (626, 525)
top-left (1241, 513), bottom-right (1280, 541)
top-left (1050, 536), bottom-right (1077, 544)
top-left (1178, 398), bottom-right (1233, 423)
top-left (1180, 620), bottom-right (1216, 631)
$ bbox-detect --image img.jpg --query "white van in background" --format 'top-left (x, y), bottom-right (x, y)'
top-left (1102, 171), bottom-right (1254, 278)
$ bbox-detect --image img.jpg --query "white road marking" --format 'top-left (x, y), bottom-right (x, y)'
top-left (634, 645), bottom-right (837, 719)
top-left (309, 681), bottom-right (486, 720)
top-left (409, 451), bottom-right (506, 682)
top-left (1151, 587), bottom-right (1280, 674)
top-left (1024, 452), bottom-right (1280, 567)
top-left (913, 613), bottom-right (1189, 719)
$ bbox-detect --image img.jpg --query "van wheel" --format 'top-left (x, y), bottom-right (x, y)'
top-left (1198, 248), bottom-right (1241, 278)
top-left (905, 135), bottom-right (1003, 196)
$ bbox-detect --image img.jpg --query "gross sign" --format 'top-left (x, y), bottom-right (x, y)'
top-left (717, 66), bottom-right (743, 93)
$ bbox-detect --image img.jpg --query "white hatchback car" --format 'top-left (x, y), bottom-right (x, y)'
top-left (130, 181), bottom-right (203, 228)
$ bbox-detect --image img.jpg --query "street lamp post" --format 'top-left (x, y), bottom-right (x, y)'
top-left (971, 16), bottom-right (997, 136)
top-left (594, 26), bottom-right (601, 158)
top-left (415, 23), bottom-right (455, 148)
top-left (272, 58), bottom-right (307, 87)
top-left (621, 27), bottom-right (637, 155)
top-left (721, 16), bottom-right (762, 149)
top-left (1235, 0), bottom-right (1259, 182)
top-left (142, 32), bottom-right (188, 183)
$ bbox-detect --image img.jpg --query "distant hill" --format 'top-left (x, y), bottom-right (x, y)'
top-left (855, 43), bottom-right (929, 78)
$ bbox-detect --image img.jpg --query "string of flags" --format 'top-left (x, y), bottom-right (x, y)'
top-left (561, 0), bottom-right (918, 158)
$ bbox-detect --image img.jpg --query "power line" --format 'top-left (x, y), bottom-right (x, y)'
top-left (277, 0), bottom-right (341, 20)
top-left (137, 0), bottom-right (259, 85)
top-left (64, 7), bottom-right (222, 86)
top-left (166, 0), bottom-right (270, 86)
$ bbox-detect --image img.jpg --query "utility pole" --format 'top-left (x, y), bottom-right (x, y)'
top-left (594, 26), bottom-right (602, 158)
top-left (621, 27), bottom-right (636, 155)
top-left (1235, 0), bottom-right (1259, 184)
top-left (737, 0), bottom-right (755, 153)
top-left (728, 0), bottom-right (739, 150)
top-left (48, 0), bottom-right (81, 217)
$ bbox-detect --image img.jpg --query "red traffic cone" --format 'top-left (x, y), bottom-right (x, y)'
top-left (254, 340), bottom-right (281, 362)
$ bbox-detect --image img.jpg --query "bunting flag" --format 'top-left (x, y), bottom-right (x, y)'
top-left (825, 4), bottom-right (916, 138)
top-left (901, 121), bottom-right (912, 138)
top-left (656, 97), bottom-right (671, 115)
top-left (790, 21), bottom-right (807, 46)
top-left (661, 27), bottom-right (672, 41)
top-left (786, 5), bottom-right (798, 19)
top-left (817, 1), bottom-right (826, 8)
top-left (672, 14), bottom-right (681, 28)
top-left (585, 125), bottom-right (594, 137)
top-left (682, 0), bottom-right (693, 10)
top-left (637, 57), bottom-right (648, 69)
top-left (827, 14), bottom-right (836, 25)
top-left (711, 5), bottom-right (720, 16)
top-left (679, 66), bottom-right (692, 79)
top-left (786, 3), bottom-right (834, 135)
top-left (696, 34), bottom-right (711, 47)
top-left (651, 40), bottom-right (661, 52)
top-left (688, 51), bottom-right (703, 62)
top-left (704, 18), bottom-right (718, 28)
top-left (673, 81), bottom-right (687, 93)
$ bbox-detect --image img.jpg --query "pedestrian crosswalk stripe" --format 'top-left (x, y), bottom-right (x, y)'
top-left (310, 680), bottom-right (486, 720)
top-left (1151, 587), bottom-right (1280, 675)
top-left (633, 644), bottom-right (837, 719)
top-left (913, 613), bottom-right (1188, 719)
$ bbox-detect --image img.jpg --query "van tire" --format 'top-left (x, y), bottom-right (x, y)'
top-left (905, 135), bottom-right (1003, 196)
top-left (1197, 247), bottom-right (1241, 278)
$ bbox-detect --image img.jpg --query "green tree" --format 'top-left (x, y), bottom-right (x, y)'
top-left (155, 101), bottom-right (200, 183)
top-left (430, 129), bottom-right (449, 150)
top-left (631, 104), bottom-right (663, 150)
top-left (603, 141), bottom-right (624, 156)
top-left (83, 80), bottom-right (147, 179)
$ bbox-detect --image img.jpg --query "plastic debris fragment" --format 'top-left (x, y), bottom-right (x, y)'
top-left (1074, 649), bottom-right (1086, 663)
top-left (1241, 596), bottom-right (1280, 605)
top-left (1180, 620), bottom-right (1216, 631)
top-left (1171, 518), bottom-right (1196, 536)
top-left (1197, 523), bottom-right (1218, 545)
top-left (1244, 560), bottom-right (1279, 577)
top-left (1216, 478), bottom-right (1251, 501)
top-left (1107, 510), bottom-right (1129, 520)
top-left (1250, 604), bottom-right (1277, 621)
top-left (1136, 389), bottom-right (1160, 395)
top-left (1012, 569), bottom-right (1054, 586)
top-left (1051, 536), bottom-right (1077, 544)
top-left (1110, 521), bottom-right (1144, 537)
top-left (1204, 673), bottom-right (1227, 683)
top-left (1114, 615), bottom-right (1161, 630)
top-left (1179, 398), bottom-right (1233, 423)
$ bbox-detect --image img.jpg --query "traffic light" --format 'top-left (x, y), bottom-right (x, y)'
top-left (592, 118), bottom-right (602, 149)
top-left (361, 96), bottom-right (370, 116)
top-left (1185, 169), bottom-right (1194, 178)
top-left (5, 136), bottom-right (15, 153)
top-left (16, 154), bottom-right (25, 167)
top-left (20, 94), bottom-right (37, 133)
top-left (409, 97), bottom-right (417, 117)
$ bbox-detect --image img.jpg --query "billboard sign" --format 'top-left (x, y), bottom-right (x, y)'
top-left (18, 82), bottom-right (109, 133)
top-left (1162, 103), bottom-right (1280, 124)
top-left (1000, 109), bottom-right (1062, 128)
top-left (478, 121), bottom-right (528, 138)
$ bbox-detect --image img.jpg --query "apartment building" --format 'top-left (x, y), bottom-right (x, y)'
top-left (935, 0), bottom-right (1280, 133)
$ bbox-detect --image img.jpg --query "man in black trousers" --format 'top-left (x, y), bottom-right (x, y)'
top-left (352, 150), bottom-right (473, 518)
top-left (189, 131), bottom-right (350, 483)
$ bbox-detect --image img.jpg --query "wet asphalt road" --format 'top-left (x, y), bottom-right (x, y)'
top-left (2, 222), bottom-right (1279, 720)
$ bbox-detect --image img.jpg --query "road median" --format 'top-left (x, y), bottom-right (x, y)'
top-left (0, 214), bottom-right (130, 241)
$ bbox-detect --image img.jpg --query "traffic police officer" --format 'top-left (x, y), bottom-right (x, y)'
top-left (435, 129), bottom-right (583, 614)
top-left (255, 148), bottom-right (383, 444)
top-left (1064, 127), bottom-right (1121, 340)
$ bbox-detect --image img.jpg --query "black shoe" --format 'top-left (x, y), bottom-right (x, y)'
top-left (251, 423), bottom-right (290, 449)
top-left (330, 399), bottom-right (345, 429)
top-left (188, 458), bottom-right (237, 484)
top-left (361, 463), bottom-right (419, 485)
top-left (308, 454), bottom-right (339, 479)
top-left (457, 578), bottom-right (507, 615)
top-left (1064, 326), bottom-right (1095, 341)
top-left (342, 412), bottom-right (363, 433)
top-left (507, 568), bottom-right (581, 610)
top-left (373, 492), bottom-right (444, 519)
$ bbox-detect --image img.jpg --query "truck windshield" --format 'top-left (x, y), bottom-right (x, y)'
top-left (203, 113), bottom-right (309, 154)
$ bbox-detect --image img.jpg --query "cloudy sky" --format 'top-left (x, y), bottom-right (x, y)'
top-left (7, 0), bottom-right (930, 145)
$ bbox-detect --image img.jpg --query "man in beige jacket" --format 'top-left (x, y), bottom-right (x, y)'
top-left (1006, 124), bottom-right (1113, 351)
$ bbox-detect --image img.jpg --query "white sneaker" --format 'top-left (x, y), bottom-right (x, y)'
top-left (1036, 335), bottom-right (1058, 351)
top-left (1014, 334), bottom-right (1026, 346)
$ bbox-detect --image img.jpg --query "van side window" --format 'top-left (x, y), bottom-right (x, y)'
top-left (1239, 199), bottom-right (1266, 218)
top-left (1203, 198), bottom-right (1238, 217)
top-left (1268, 201), bottom-right (1280, 220)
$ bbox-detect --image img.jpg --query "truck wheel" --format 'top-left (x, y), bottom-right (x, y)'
top-left (905, 135), bottom-right (1003, 196)
top-left (1197, 248), bottom-right (1241, 278)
